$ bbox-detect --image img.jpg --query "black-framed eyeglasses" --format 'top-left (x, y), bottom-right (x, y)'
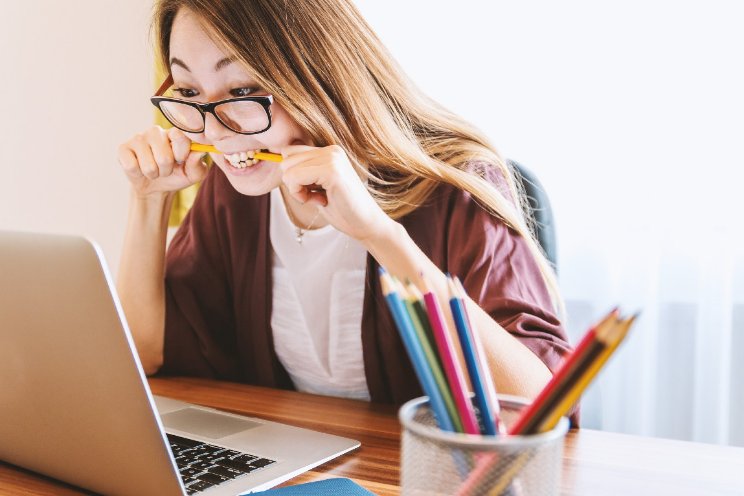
top-left (150, 74), bottom-right (273, 135)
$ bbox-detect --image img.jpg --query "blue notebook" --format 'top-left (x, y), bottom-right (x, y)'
top-left (248, 478), bottom-right (376, 495)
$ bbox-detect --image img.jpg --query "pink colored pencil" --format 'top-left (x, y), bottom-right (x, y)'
top-left (421, 276), bottom-right (481, 435)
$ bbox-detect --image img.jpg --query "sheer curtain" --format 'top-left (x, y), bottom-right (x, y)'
top-left (355, 0), bottom-right (744, 445)
top-left (562, 229), bottom-right (744, 445)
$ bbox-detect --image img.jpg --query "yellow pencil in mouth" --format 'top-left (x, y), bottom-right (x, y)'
top-left (190, 142), bottom-right (283, 163)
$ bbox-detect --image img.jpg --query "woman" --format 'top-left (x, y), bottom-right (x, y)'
top-left (117, 0), bottom-right (571, 406)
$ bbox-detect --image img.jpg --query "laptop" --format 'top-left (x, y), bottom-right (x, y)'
top-left (0, 231), bottom-right (360, 495)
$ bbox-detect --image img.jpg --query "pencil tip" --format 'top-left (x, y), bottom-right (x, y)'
top-left (379, 272), bottom-right (392, 295)
top-left (625, 312), bottom-right (640, 327)
top-left (406, 281), bottom-right (423, 299)
top-left (419, 273), bottom-right (432, 293)
top-left (446, 276), bottom-right (458, 297)
top-left (397, 281), bottom-right (410, 299)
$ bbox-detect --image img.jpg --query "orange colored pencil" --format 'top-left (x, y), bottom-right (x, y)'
top-left (537, 313), bottom-right (636, 432)
top-left (509, 309), bottom-right (619, 435)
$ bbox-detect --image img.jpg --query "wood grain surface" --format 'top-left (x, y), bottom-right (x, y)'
top-left (2, 376), bottom-right (743, 495)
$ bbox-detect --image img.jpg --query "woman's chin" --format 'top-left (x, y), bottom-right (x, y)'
top-left (217, 162), bottom-right (280, 196)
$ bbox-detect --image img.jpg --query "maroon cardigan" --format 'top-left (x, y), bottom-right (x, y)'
top-left (161, 165), bottom-right (573, 409)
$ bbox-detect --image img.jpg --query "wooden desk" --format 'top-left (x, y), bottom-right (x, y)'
top-left (2, 377), bottom-right (743, 495)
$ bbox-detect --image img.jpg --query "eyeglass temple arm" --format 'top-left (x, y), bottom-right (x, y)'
top-left (155, 73), bottom-right (174, 97)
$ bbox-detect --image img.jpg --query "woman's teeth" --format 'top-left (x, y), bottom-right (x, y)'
top-left (225, 150), bottom-right (262, 169)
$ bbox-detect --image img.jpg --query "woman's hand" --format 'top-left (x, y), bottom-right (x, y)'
top-left (279, 144), bottom-right (394, 243)
top-left (117, 126), bottom-right (208, 198)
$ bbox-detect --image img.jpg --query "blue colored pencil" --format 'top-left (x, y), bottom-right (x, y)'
top-left (447, 276), bottom-right (500, 436)
top-left (379, 269), bottom-right (455, 432)
top-left (453, 277), bottom-right (505, 435)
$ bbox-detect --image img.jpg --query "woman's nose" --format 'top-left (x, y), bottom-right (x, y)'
top-left (203, 112), bottom-right (233, 143)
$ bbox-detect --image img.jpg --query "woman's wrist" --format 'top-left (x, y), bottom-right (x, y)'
top-left (360, 216), bottom-right (403, 257)
top-left (130, 187), bottom-right (175, 206)
top-left (128, 188), bottom-right (176, 235)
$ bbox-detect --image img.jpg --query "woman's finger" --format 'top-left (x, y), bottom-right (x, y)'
top-left (146, 127), bottom-right (175, 177)
top-left (280, 144), bottom-right (317, 160)
top-left (303, 190), bottom-right (329, 207)
top-left (129, 135), bottom-right (160, 180)
top-left (168, 127), bottom-right (191, 165)
top-left (117, 144), bottom-right (144, 180)
top-left (282, 163), bottom-right (327, 189)
top-left (282, 164), bottom-right (330, 206)
top-left (182, 152), bottom-right (209, 184)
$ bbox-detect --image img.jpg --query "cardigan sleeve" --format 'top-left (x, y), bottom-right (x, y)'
top-left (440, 168), bottom-right (580, 425)
top-left (159, 167), bottom-right (239, 378)
top-left (397, 164), bottom-right (578, 422)
top-left (443, 168), bottom-right (572, 376)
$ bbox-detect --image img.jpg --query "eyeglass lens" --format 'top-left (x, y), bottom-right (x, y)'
top-left (159, 100), bottom-right (270, 133)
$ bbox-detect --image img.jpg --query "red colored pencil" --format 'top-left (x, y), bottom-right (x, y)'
top-left (509, 308), bottom-right (619, 435)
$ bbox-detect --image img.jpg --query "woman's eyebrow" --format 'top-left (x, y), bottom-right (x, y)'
top-left (170, 56), bottom-right (190, 72)
top-left (214, 56), bottom-right (235, 71)
top-left (169, 56), bottom-right (235, 73)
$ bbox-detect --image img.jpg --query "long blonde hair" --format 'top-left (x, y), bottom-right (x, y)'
top-left (153, 0), bottom-right (563, 313)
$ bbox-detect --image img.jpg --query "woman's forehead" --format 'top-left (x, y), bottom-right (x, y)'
top-left (169, 10), bottom-right (255, 83)
top-left (169, 10), bottom-right (225, 64)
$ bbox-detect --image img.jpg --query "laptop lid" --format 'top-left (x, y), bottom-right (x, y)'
top-left (0, 231), bottom-right (359, 495)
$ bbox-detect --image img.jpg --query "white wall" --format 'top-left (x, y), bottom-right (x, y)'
top-left (0, 0), bottom-right (154, 273)
top-left (354, 0), bottom-right (743, 239)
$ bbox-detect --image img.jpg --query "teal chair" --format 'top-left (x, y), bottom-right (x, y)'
top-left (508, 160), bottom-right (557, 272)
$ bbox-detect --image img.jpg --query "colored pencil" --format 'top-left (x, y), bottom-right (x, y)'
top-left (405, 282), bottom-right (446, 379)
top-left (190, 142), bottom-right (283, 162)
top-left (379, 269), bottom-right (455, 432)
top-left (454, 449), bottom-right (529, 496)
top-left (508, 309), bottom-right (619, 435)
top-left (458, 309), bottom-right (635, 496)
top-left (453, 277), bottom-right (506, 435)
top-left (421, 276), bottom-right (481, 435)
top-left (448, 276), bottom-right (500, 436)
top-left (537, 313), bottom-right (637, 432)
top-left (402, 281), bottom-right (463, 433)
top-left (518, 312), bottom-right (618, 435)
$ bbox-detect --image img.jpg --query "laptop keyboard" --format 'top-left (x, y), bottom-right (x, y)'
top-left (167, 433), bottom-right (276, 494)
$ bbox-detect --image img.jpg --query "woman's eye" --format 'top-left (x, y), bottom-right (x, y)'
top-left (230, 87), bottom-right (256, 97)
top-left (174, 88), bottom-right (198, 98)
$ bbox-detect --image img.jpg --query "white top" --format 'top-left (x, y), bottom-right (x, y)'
top-left (269, 188), bottom-right (370, 400)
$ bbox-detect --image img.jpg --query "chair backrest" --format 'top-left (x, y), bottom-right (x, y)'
top-left (507, 160), bottom-right (557, 272)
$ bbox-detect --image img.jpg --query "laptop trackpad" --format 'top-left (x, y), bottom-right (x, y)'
top-left (162, 407), bottom-right (261, 439)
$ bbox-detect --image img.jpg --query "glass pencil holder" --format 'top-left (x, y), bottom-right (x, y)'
top-left (399, 395), bottom-right (569, 496)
